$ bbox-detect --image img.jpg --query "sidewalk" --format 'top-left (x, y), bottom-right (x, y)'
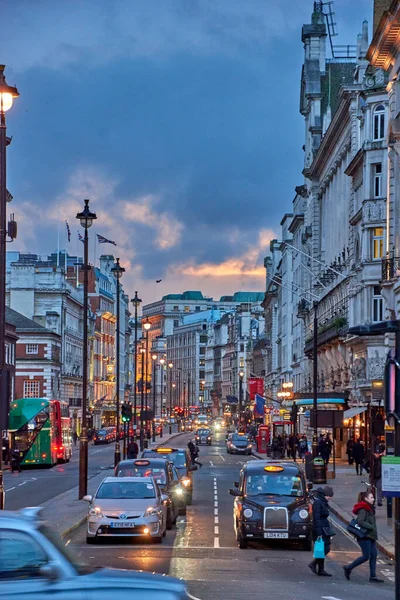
top-left (40, 428), bottom-right (186, 539)
top-left (252, 451), bottom-right (395, 560)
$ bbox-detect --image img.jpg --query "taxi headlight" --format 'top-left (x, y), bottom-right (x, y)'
top-left (89, 507), bottom-right (103, 518)
top-left (144, 506), bottom-right (158, 517)
top-left (243, 508), bottom-right (253, 518)
top-left (174, 487), bottom-right (184, 496)
top-left (299, 509), bottom-right (309, 519)
top-left (181, 478), bottom-right (191, 487)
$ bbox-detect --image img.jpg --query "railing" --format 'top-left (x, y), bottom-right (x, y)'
top-left (382, 257), bottom-right (400, 281)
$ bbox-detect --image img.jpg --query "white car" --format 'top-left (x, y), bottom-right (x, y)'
top-left (85, 476), bottom-right (168, 544)
top-left (0, 507), bottom-right (188, 599)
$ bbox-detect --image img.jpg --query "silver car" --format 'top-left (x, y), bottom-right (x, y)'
top-left (85, 476), bottom-right (168, 544)
top-left (0, 507), bottom-right (188, 599)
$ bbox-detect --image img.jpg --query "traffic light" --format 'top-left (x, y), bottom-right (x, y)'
top-left (121, 403), bottom-right (132, 423)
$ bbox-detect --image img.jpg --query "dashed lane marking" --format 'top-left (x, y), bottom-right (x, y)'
top-left (215, 517), bottom-right (219, 524)
top-left (218, 454), bottom-right (226, 462)
top-left (214, 537), bottom-right (220, 548)
top-left (214, 526), bottom-right (219, 535)
top-left (6, 487), bottom-right (15, 491)
top-left (210, 461), bottom-right (214, 467)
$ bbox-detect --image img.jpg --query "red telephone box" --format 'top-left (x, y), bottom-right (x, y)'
top-left (256, 425), bottom-right (270, 453)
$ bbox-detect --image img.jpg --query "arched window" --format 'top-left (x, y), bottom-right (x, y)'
top-left (373, 105), bottom-right (385, 141)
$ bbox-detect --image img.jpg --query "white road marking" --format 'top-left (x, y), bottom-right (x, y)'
top-left (18, 481), bottom-right (27, 486)
top-left (6, 487), bottom-right (16, 491)
top-left (214, 526), bottom-right (219, 535)
top-left (321, 597), bottom-right (344, 600)
top-left (214, 537), bottom-right (220, 548)
top-left (214, 501), bottom-right (218, 507)
top-left (214, 508), bottom-right (218, 516)
top-left (214, 516), bottom-right (219, 524)
top-left (218, 453), bottom-right (226, 462)
top-left (187, 593), bottom-right (204, 600)
top-left (210, 461), bottom-right (214, 466)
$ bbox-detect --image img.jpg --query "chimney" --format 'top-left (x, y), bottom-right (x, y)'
top-left (373, 0), bottom-right (392, 34)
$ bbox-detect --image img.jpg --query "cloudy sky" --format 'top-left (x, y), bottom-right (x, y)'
top-left (3, 0), bottom-right (371, 304)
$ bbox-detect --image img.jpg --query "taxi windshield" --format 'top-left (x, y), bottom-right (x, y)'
top-left (117, 466), bottom-right (167, 484)
top-left (145, 450), bottom-right (187, 468)
top-left (97, 481), bottom-right (156, 499)
top-left (245, 473), bottom-right (304, 497)
top-left (232, 434), bottom-right (249, 443)
top-left (197, 429), bottom-right (210, 435)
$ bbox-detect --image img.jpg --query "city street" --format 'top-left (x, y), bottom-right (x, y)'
top-left (64, 430), bottom-right (395, 599)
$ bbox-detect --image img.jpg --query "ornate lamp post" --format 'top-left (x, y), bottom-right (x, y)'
top-left (151, 353), bottom-right (157, 442)
top-left (76, 199), bottom-right (97, 499)
top-left (130, 292), bottom-right (142, 437)
top-left (159, 358), bottom-right (165, 435)
top-left (0, 66), bottom-right (18, 510)
top-left (142, 318), bottom-right (151, 447)
top-left (139, 343), bottom-right (146, 450)
top-left (111, 257), bottom-right (125, 467)
top-left (239, 370), bottom-right (244, 427)
top-left (168, 362), bottom-right (173, 434)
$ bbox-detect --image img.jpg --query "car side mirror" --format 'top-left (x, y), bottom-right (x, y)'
top-left (38, 563), bottom-right (61, 582)
top-left (229, 488), bottom-right (241, 497)
top-left (190, 465), bottom-right (198, 472)
top-left (82, 495), bottom-right (92, 502)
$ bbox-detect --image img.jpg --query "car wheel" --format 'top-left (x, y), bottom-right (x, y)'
top-left (302, 538), bottom-right (312, 551)
top-left (86, 536), bottom-right (97, 544)
top-left (166, 509), bottom-right (173, 530)
top-left (237, 528), bottom-right (248, 549)
top-left (162, 528), bottom-right (166, 537)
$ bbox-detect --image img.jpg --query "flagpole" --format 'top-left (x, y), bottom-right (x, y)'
top-left (65, 222), bottom-right (67, 272)
top-left (56, 204), bottom-right (60, 268)
top-left (76, 232), bottom-right (79, 287)
top-left (93, 232), bottom-right (97, 269)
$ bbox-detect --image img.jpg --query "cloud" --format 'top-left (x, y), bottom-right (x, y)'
top-left (122, 198), bottom-right (183, 250)
top-left (174, 259), bottom-right (265, 278)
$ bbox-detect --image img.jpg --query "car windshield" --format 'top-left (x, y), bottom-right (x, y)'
top-left (146, 451), bottom-right (187, 468)
top-left (98, 430), bottom-right (107, 435)
top-left (97, 481), bottom-right (156, 499)
top-left (117, 466), bottom-right (167, 484)
top-left (232, 435), bottom-right (249, 443)
top-left (197, 429), bottom-right (210, 435)
top-left (245, 473), bottom-right (304, 497)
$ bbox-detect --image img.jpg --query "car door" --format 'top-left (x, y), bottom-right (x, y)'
top-left (0, 529), bottom-right (84, 600)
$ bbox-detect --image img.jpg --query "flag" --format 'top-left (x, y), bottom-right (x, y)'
top-left (156, 279), bottom-right (162, 283)
top-left (65, 221), bottom-right (71, 242)
top-left (78, 231), bottom-right (84, 243)
top-left (255, 393), bottom-right (266, 417)
top-left (226, 395), bottom-right (238, 404)
top-left (97, 233), bottom-right (117, 246)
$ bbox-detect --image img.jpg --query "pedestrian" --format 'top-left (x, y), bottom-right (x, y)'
top-left (325, 434), bottom-right (333, 465)
top-left (353, 438), bottom-right (365, 475)
top-left (127, 438), bottom-right (139, 459)
top-left (343, 491), bottom-right (384, 583)
top-left (298, 434), bottom-right (308, 462)
top-left (188, 439), bottom-right (202, 468)
top-left (2, 435), bottom-right (9, 465)
top-left (371, 451), bottom-right (383, 507)
top-left (308, 485), bottom-right (335, 577)
top-left (73, 431), bottom-right (78, 447)
top-left (146, 428), bottom-right (151, 441)
top-left (11, 443), bottom-right (21, 473)
top-left (346, 437), bottom-right (355, 465)
top-left (318, 435), bottom-right (328, 463)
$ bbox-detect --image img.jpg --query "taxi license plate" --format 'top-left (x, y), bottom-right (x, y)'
top-left (110, 522), bottom-right (134, 528)
top-left (264, 532), bottom-right (288, 539)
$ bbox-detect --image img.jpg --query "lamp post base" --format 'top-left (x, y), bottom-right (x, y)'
top-left (114, 441), bottom-right (121, 467)
top-left (78, 430), bottom-right (88, 500)
top-left (169, 424), bottom-right (172, 435)
top-left (139, 430), bottom-right (144, 452)
top-left (0, 469), bottom-right (5, 509)
top-left (312, 433), bottom-right (318, 459)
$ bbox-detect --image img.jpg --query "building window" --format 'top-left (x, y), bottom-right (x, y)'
top-left (23, 380), bottom-right (40, 398)
top-left (373, 105), bottom-right (385, 141)
top-left (372, 227), bottom-right (384, 259)
top-left (195, 306), bottom-right (201, 312)
top-left (373, 286), bottom-right (384, 322)
top-left (200, 335), bottom-right (207, 343)
top-left (26, 344), bottom-right (38, 354)
top-left (184, 306), bottom-right (190, 313)
top-left (372, 163), bottom-right (382, 198)
top-left (173, 319), bottom-right (179, 328)
top-left (173, 306), bottom-right (179, 312)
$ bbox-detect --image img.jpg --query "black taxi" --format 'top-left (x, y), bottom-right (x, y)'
top-left (142, 447), bottom-right (197, 505)
top-left (229, 461), bottom-right (312, 550)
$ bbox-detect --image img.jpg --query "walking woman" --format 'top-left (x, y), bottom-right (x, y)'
top-left (309, 486), bottom-right (334, 577)
top-left (343, 491), bottom-right (384, 583)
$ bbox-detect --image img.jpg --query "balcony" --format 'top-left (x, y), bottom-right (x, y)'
top-left (382, 256), bottom-right (400, 282)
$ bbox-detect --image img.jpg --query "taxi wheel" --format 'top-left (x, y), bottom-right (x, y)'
top-left (166, 509), bottom-right (173, 530)
top-left (302, 538), bottom-right (312, 551)
top-left (86, 536), bottom-right (97, 544)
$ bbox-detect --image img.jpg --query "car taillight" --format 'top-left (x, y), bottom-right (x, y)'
top-left (42, 453), bottom-right (47, 459)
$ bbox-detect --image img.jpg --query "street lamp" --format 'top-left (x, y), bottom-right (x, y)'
top-left (160, 358), bottom-right (165, 434)
top-left (76, 199), bottom-right (97, 500)
top-left (0, 66), bottom-right (18, 510)
top-left (168, 362), bottom-right (173, 434)
top-left (239, 371), bottom-right (244, 426)
top-left (143, 318), bottom-right (151, 447)
top-left (130, 292), bottom-right (142, 438)
top-left (152, 353), bottom-right (157, 442)
top-left (111, 257), bottom-right (125, 467)
top-left (139, 344), bottom-right (146, 450)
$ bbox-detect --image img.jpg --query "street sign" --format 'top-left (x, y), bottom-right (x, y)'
top-left (382, 456), bottom-right (400, 497)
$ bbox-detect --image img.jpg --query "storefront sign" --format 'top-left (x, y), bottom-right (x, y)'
top-left (248, 378), bottom-right (264, 401)
top-left (382, 456), bottom-right (400, 497)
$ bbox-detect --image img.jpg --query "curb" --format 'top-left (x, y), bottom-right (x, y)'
top-left (59, 430), bottom-right (188, 539)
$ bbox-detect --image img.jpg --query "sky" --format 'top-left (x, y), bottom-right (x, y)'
top-left (2, 0), bottom-right (372, 304)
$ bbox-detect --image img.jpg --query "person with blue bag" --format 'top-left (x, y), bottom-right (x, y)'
top-left (343, 491), bottom-right (384, 583)
top-left (308, 486), bottom-right (335, 577)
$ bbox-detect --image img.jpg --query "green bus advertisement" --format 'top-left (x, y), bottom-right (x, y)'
top-left (8, 398), bottom-right (72, 467)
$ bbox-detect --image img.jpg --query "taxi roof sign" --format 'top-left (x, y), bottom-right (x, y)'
top-left (134, 460), bottom-right (150, 466)
top-left (237, 432), bottom-right (245, 436)
top-left (156, 448), bottom-right (173, 453)
top-left (264, 465), bottom-right (284, 472)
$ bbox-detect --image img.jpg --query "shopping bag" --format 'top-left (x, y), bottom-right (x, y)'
top-left (313, 537), bottom-right (325, 559)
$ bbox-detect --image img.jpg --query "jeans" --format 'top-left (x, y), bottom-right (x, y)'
top-left (375, 478), bottom-right (382, 505)
top-left (347, 538), bottom-right (377, 578)
top-left (355, 461), bottom-right (363, 475)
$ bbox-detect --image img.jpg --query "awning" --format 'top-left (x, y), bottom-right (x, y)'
top-left (343, 406), bottom-right (367, 420)
top-left (294, 398), bottom-right (346, 407)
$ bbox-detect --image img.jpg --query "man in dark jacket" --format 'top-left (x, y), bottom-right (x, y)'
top-left (127, 438), bottom-right (139, 459)
top-left (346, 437), bottom-right (355, 465)
top-left (353, 438), bottom-right (365, 475)
top-left (309, 486), bottom-right (334, 577)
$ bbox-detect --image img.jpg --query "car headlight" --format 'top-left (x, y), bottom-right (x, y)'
top-left (144, 506), bottom-right (158, 517)
top-left (207, 437), bottom-right (211, 440)
top-left (231, 444), bottom-right (237, 449)
top-left (174, 486), bottom-right (184, 496)
top-left (299, 509), bottom-right (309, 519)
top-left (89, 507), bottom-right (103, 518)
top-left (181, 478), bottom-right (191, 487)
top-left (243, 508), bottom-right (253, 518)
